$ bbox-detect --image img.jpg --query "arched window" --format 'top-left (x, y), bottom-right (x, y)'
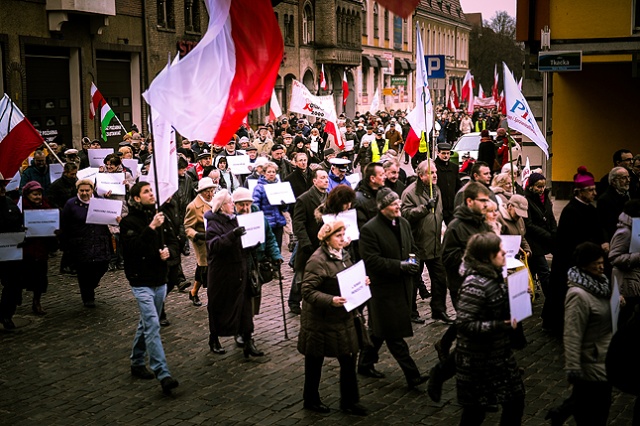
top-left (302, 2), bottom-right (314, 45)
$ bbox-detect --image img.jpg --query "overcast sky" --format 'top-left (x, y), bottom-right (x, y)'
top-left (458, 0), bottom-right (516, 21)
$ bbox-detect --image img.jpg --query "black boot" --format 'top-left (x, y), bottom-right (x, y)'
top-left (209, 336), bottom-right (226, 354)
top-left (243, 334), bottom-right (264, 358)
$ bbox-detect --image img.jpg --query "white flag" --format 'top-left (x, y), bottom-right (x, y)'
top-left (406, 23), bottom-right (433, 139)
top-left (369, 88), bottom-right (380, 114)
top-left (503, 63), bottom-right (549, 158)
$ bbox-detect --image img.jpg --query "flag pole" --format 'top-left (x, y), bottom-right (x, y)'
top-left (42, 140), bottom-right (65, 166)
top-left (418, 26), bottom-right (434, 202)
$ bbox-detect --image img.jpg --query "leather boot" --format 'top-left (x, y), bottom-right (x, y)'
top-left (243, 335), bottom-right (264, 358)
top-left (32, 300), bottom-right (46, 316)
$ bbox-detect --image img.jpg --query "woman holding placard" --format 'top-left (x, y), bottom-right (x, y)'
top-left (252, 162), bottom-right (286, 250)
top-left (297, 221), bottom-right (367, 416)
top-left (455, 232), bottom-right (525, 425)
top-left (101, 154), bottom-right (132, 271)
top-left (22, 181), bottom-right (57, 315)
top-left (214, 155), bottom-right (239, 193)
top-left (60, 179), bottom-right (112, 307)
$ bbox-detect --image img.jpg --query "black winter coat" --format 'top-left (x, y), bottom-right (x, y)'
top-left (442, 206), bottom-right (490, 295)
top-left (293, 185), bottom-right (327, 272)
top-left (297, 246), bottom-right (359, 357)
top-left (523, 189), bottom-right (557, 256)
top-left (359, 213), bottom-right (416, 339)
top-left (48, 175), bottom-right (78, 209)
top-left (435, 157), bottom-right (462, 224)
top-left (120, 204), bottom-right (174, 287)
top-left (59, 196), bottom-right (112, 264)
top-left (205, 210), bottom-right (250, 336)
top-left (354, 181), bottom-right (379, 230)
top-left (286, 167), bottom-right (313, 199)
top-left (597, 186), bottom-right (629, 243)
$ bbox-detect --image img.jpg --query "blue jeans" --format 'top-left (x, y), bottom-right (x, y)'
top-left (130, 285), bottom-right (171, 380)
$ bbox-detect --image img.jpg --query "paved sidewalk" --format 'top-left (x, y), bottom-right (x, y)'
top-left (0, 241), bottom-right (635, 425)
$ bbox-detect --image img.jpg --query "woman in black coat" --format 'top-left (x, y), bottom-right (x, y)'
top-left (298, 220), bottom-right (367, 416)
top-left (205, 189), bottom-right (263, 358)
top-left (456, 232), bottom-right (525, 425)
top-left (60, 179), bottom-right (112, 307)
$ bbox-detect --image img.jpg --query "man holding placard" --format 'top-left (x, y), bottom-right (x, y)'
top-left (0, 174), bottom-right (24, 329)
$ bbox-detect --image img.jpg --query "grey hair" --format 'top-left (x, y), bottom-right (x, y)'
top-left (416, 159), bottom-right (436, 176)
top-left (609, 166), bottom-right (628, 184)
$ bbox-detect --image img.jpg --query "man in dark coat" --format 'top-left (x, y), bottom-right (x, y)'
top-left (48, 162), bottom-right (78, 209)
top-left (120, 181), bottom-right (179, 395)
top-left (285, 152), bottom-right (313, 199)
top-left (357, 188), bottom-right (429, 389)
top-left (0, 174), bottom-right (24, 330)
top-left (597, 166), bottom-right (630, 243)
top-left (434, 143), bottom-right (462, 225)
top-left (383, 159), bottom-right (405, 197)
top-left (20, 151), bottom-right (51, 195)
top-left (354, 162), bottom-right (386, 230)
top-left (288, 169), bottom-right (329, 314)
top-left (270, 144), bottom-right (292, 182)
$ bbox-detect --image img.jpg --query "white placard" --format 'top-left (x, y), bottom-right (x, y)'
top-left (247, 178), bottom-right (259, 195)
top-left (264, 181), bottom-right (296, 205)
top-left (236, 211), bottom-right (265, 248)
top-left (96, 172), bottom-right (126, 196)
top-left (76, 167), bottom-right (100, 183)
top-left (346, 173), bottom-right (361, 187)
top-left (88, 148), bottom-right (114, 167)
top-left (0, 232), bottom-right (25, 261)
top-left (122, 159), bottom-right (140, 180)
top-left (17, 197), bottom-right (22, 212)
top-left (507, 268), bottom-right (532, 322)
top-left (6, 171), bottom-right (21, 192)
top-left (501, 234), bottom-right (524, 275)
top-left (86, 197), bottom-right (123, 226)
top-left (630, 218), bottom-right (640, 253)
top-left (310, 140), bottom-right (318, 153)
top-left (611, 269), bottom-right (622, 334)
top-left (322, 208), bottom-right (359, 241)
top-left (226, 155), bottom-right (251, 175)
top-left (24, 209), bottom-right (59, 237)
top-left (337, 260), bottom-right (371, 312)
top-left (49, 163), bottom-right (64, 183)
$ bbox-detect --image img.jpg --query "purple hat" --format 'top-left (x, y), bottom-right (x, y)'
top-left (22, 181), bottom-right (43, 195)
top-left (573, 166), bottom-right (595, 189)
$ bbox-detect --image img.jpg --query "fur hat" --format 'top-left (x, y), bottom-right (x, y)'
top-left (573, 166), bottom-right (595, 189)
top-left (210, 189), bottom-right (232, 213)
top-left (197, 177), bottom-right (216, 193)
top-left (317, 220), bottom-right (345, 242)
top-left (527, 173), bottom-right (546, 189)
top-left (376, 187), bottom-right (399, 210)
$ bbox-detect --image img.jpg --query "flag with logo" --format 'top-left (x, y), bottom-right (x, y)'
top-left (405, 23), bottom-right (433, 157)
top-left (503, 62), bottom-right (549, 158)
top-left (0, 94), bottom-right (45, 178)
top-left (89, 83), bottom-right (116, 142)
top-left (289, 79), bottom-right (343, 150)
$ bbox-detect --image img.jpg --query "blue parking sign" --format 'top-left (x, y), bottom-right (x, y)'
top-left (423, 55), bottom-right (445, 79)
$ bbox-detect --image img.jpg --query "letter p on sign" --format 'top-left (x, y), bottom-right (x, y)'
top-left (424, 55), bottom-right (445, 79)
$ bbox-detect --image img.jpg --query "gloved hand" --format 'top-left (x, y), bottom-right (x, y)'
top-left (193, 232), bottom-right (205, 242)
top-left (400, 261), bottom-right (420, 275)
top-left (426, 198), bottom-right (437, 210)
top-left (566, 370), bottom-right (583, 385)
top-left (233, 226), bottom-right (246, 237)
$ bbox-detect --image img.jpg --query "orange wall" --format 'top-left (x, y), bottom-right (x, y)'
top-left (550, 0), bottom-right (633, 39)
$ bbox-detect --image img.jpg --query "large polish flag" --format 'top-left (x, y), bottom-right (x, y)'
top-left (342, 71), bottom-right (349, 106)
top-left (503, 62), bottom-right (549, 158)
top-left (269, 89), bottom-right (282, 121)
top-left (0, 94), bottom-right (45, 178)
top-left (405, 23), bottom-right (433, 158)
top-left (143, 0), bottom-right (283, 146)
top-left (319, 64), bottom-right (327, 90)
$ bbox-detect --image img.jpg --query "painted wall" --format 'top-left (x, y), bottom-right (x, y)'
top-left (551, 61), bottom-right (640, 183)
top-left (550, 0), bottom-right (633, 39)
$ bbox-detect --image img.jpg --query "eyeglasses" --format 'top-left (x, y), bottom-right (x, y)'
top-left (615, 176), bottom-right (631, 181)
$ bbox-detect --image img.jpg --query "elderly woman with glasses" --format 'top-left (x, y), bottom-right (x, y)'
top-left (545, 166), bottom-right (608, 336)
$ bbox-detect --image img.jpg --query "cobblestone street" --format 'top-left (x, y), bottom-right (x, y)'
top-left (0, 235), bottom-right (636, 426)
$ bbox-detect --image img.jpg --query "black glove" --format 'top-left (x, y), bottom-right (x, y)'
top-left (566, 370), bottom-right (583, 385)
top-left (426, 198), bottom-right (437, 210)
top-left (233, 226), bottom-right (246, 237)
top-left (400, 261), bottom-right (420, 275)
top-left (193, 232), bottom-right (205, 242)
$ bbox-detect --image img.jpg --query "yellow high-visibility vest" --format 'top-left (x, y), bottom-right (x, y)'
top-left (371, 139), bottom-right (389, 162)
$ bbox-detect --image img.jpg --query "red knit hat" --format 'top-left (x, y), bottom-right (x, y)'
top-left (573, 166), bottom-right (595, 188)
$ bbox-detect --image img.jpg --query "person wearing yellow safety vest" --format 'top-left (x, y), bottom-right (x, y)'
top-left (370, 130), bottom-right (389, 163)
top-left (474, 115), bottom-right (487, 132)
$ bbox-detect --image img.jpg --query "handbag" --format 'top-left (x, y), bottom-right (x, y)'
top-left (258, 261), bottom-right (274, 284)
top-left (353, 311), bottom-right (373, 349)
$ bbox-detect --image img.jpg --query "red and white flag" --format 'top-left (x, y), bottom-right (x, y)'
top-left (342, 71), bottom-right (349, 107)
top-left (518, 76), bottom-right (523, 91)
top-left (319, 64), bottom-right (327, 90)
top-left (405, 23), bottom-right (433, 158)
top-left (448, 82), bottom-right (459, 111)
top-left (478, 84), bottom-right (486, 99)
top-left (499, 90), bottom-right (506, 115)
top-left (461, 70), bottom-right (474, 102)
top-left (0, 94), bottom-right (45, 178)
top-left (503, 62), bottom-right (549, 158)
top-left (521, 157), bottom-right (531, 188)
top-left (143, 0), bottom-right (283, 147)
top-left (269, 89), bottom-right (282, 121)
top-left (492, 64), bottom-right (500, 103)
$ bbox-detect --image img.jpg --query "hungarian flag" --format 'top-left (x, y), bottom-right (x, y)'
top-left (405, 23), bottom-right (433, 158)
top-left (492, 64), bottom-right (500, 103)
top-left (269, 89), bottom-right (282, 121)
top-left (0, 94), bottom-right (45, 178)
top-left (143, 0), bottom-right (283, 146)
top-left (89, 82), bottom-right (115, 142)
top-left (342, 71), bottom-right (349, 106)
top-left (319, 64), bottom-right (327, 90)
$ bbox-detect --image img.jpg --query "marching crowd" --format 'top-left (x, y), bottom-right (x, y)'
top-left (1, 106), bottom-right (639, 424)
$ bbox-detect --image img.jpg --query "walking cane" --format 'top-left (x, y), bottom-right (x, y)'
top-left (277, 265), bottom-right (289, 340)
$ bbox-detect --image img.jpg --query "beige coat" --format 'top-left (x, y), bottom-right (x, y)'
top-left (184, 195), bottom-right (211, 266)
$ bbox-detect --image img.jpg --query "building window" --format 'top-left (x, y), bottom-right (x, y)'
top-left (635, 0), bottom-right (640, 31)
top-left (157, 0), bottom-right (174, 29)
top-left (373, 3), bottom-right (379, 38)
top-left (284, 14), bottom-right (294, 46)
top-left (184, 0), bottom-right (200, 33)
top-left (302, 3), bottom-right (314, 45)
top-left (384, 10), bottom-right (389, 40)
top-left (403, 18), bottom-right (407, 44)
top-left (362, 3), bottom-right (367, 36)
